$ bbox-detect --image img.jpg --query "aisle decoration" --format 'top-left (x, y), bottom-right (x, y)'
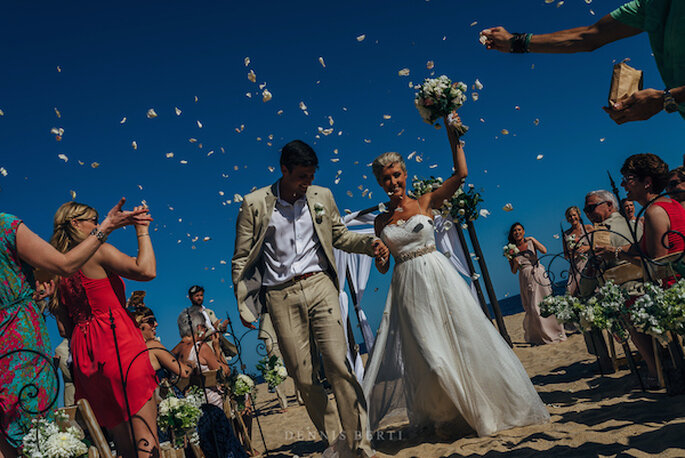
top-left (408, 177), bottom-right (483, 224)
top-left (630, 280), bottom-right (685, 343)
top-left (231, 373), bottom-right (255, 411)
top-left (256, 355), bottom-right (288, 390)
top-left (157, 388), bottom-right (203, 448)
top-left (21, 410), bottom-right (88, 458)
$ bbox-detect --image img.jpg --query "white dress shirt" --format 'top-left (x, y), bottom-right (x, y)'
top-left (261, 183), bottom-right (329, 286)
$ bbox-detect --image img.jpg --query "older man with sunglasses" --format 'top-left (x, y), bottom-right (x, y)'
top-left (578, 190), bottom-right (635, 298)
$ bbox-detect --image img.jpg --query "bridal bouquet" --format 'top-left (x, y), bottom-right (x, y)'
top-left (414, 75), bottom-right (468, 135)
top-left (21, 410), bottom-right (88, 458)
top-left (630, 280), bottom-right (685, 342)
top-left (256, 355), bottom-right (288, 390)
top-left (503, 243), bottom-right (519, 260)
top-left (158, 393), bottom-right (202, 448)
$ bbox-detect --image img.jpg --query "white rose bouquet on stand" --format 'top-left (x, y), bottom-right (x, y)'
top-left (414, 75), bottom-right (468, 135)
top-left (257, 355), bottom-right (288, 390)
top-left (157, 393), bottom-right (202, 448)
top-left (231, 373), bottom-right (255, 411)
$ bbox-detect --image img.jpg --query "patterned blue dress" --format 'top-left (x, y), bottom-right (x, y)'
top-left (0, 213), bottom-right (57, 447)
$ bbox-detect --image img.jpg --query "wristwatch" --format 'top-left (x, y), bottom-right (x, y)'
top-left (89, 227), bottom-right (108, 243)
top-left (664, 89), bottom-right (678, 113)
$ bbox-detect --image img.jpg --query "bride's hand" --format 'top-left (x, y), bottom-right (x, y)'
top-left (373, 240), bottom-right (390, 265)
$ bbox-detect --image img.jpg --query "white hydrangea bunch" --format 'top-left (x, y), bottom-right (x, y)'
top-left (43, 431), bottom-right (88, 458)
top-left (631, 280), bottom-right (685, 342)
top-left (22, 415), bottom-right (87, 458)
top-left (539, 294), bottom-right (583, 325)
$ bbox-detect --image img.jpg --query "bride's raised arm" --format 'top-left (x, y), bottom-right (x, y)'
top-left (420, 114), bottom-right (469, 211)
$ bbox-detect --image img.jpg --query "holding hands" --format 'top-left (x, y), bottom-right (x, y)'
top-left (373, 239), bottom-right (390, 266)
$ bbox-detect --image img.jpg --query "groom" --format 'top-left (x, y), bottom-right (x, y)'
top-left (232, 140), bottom-right (386, 457)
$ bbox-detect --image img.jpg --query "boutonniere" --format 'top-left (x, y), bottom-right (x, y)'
top-left (313, 202), bottom-right (326, 223)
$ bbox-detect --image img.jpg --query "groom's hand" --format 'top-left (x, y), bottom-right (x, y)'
top-left (373, 239), bottom-right (390, 265)
top-left (240, 316), bottom-right (256, 329)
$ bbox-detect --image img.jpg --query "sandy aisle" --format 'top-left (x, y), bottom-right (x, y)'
top-left (247, 312), bottom-right (685, 457)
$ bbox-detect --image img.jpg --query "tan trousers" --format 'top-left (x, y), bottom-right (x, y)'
top-left (265, 272), bottom-right (373, 457)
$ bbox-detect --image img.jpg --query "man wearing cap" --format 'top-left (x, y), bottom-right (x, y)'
top-left (188, 285), bottom-right (238, 359)
top-left (232, 140), bottom-right (388, 457)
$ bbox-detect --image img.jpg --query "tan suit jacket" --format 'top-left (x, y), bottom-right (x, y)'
top-left (232, 182), bottom-right (376, 324)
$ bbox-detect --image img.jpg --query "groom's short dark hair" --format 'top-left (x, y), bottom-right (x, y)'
top-left (280, 140), bottom-right (319, 172)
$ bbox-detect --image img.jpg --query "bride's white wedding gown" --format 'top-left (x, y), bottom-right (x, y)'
top-left (362, 214), bottom-right (549, 436)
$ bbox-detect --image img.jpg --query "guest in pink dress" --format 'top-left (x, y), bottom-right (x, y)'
top-left (508, 223), bottom-right (566, 345)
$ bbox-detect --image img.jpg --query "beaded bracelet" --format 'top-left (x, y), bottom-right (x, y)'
top-left (510, 33), bottom-right (532, 53)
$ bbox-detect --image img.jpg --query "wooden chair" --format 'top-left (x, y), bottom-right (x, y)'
top-left (57, 399), bottom-right (114, 458)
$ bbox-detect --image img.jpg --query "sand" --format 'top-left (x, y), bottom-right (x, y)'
top-left (246, 312), bottom-right (685, 457)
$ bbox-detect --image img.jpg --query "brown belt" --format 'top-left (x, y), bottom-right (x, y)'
top-left (266, 271), bottom-right (323, 290)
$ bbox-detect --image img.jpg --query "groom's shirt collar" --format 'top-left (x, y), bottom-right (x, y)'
top-left (262, 181), bottom-right (328, 287)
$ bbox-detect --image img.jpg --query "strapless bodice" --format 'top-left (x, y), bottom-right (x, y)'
top-left (381, 214), bottom-right (436, 260)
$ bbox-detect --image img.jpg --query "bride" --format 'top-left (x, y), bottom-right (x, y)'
top-left (363, 114), bottom-right (550, 438)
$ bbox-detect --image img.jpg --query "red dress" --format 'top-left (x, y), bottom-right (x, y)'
top-left (58, 270), bottom-right (157, 428)
top-left (640, 199), bottom-right (685, 287)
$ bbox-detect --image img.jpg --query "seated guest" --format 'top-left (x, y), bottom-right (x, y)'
top-left (621, 198), bottom-right (644, 240)
top-left (133, 306), bottom-right (191, 381)
top-left (578, 190), bottom-right (634, 297)
top-left (173, 308), bottom-right (230, 408)
top-left (563, 206), bottom-right (593, 296)
top-left (603, 154), bottom-right (685, 385)
top-left (666, 166), bottom-right (685, 209)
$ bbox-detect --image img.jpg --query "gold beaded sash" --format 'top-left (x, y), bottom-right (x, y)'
top-left (396, 245), bottom-right (437, 264)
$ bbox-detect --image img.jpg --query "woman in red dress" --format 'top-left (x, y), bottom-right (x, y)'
top-left (607, 154), bottom-right (685, 386)
top-left (51, 201), bottom-right (159, 457)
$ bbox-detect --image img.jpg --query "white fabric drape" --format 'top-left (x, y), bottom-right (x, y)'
top-left (433, 216), bottom-right (480, 303)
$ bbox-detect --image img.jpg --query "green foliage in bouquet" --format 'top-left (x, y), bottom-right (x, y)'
top-left (21, 410), bottom-right (88, 458)
top-left (408, 177), bottom-right (483, 224)
top-left (256, 355), bottom-right (288, 390)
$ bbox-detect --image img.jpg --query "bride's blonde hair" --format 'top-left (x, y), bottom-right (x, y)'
top-left (50, 202), bottom-right (99, 254)
top-left (372, 152), bottom-right (406, 182)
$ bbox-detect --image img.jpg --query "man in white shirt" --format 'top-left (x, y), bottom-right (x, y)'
top-left (232, 140), bottom-right (388, 458)
top-left (188, 285), bottom-right (237, 358)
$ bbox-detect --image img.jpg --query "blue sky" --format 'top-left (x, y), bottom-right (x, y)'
top-left (1, 0), bottom-right (683, 384)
